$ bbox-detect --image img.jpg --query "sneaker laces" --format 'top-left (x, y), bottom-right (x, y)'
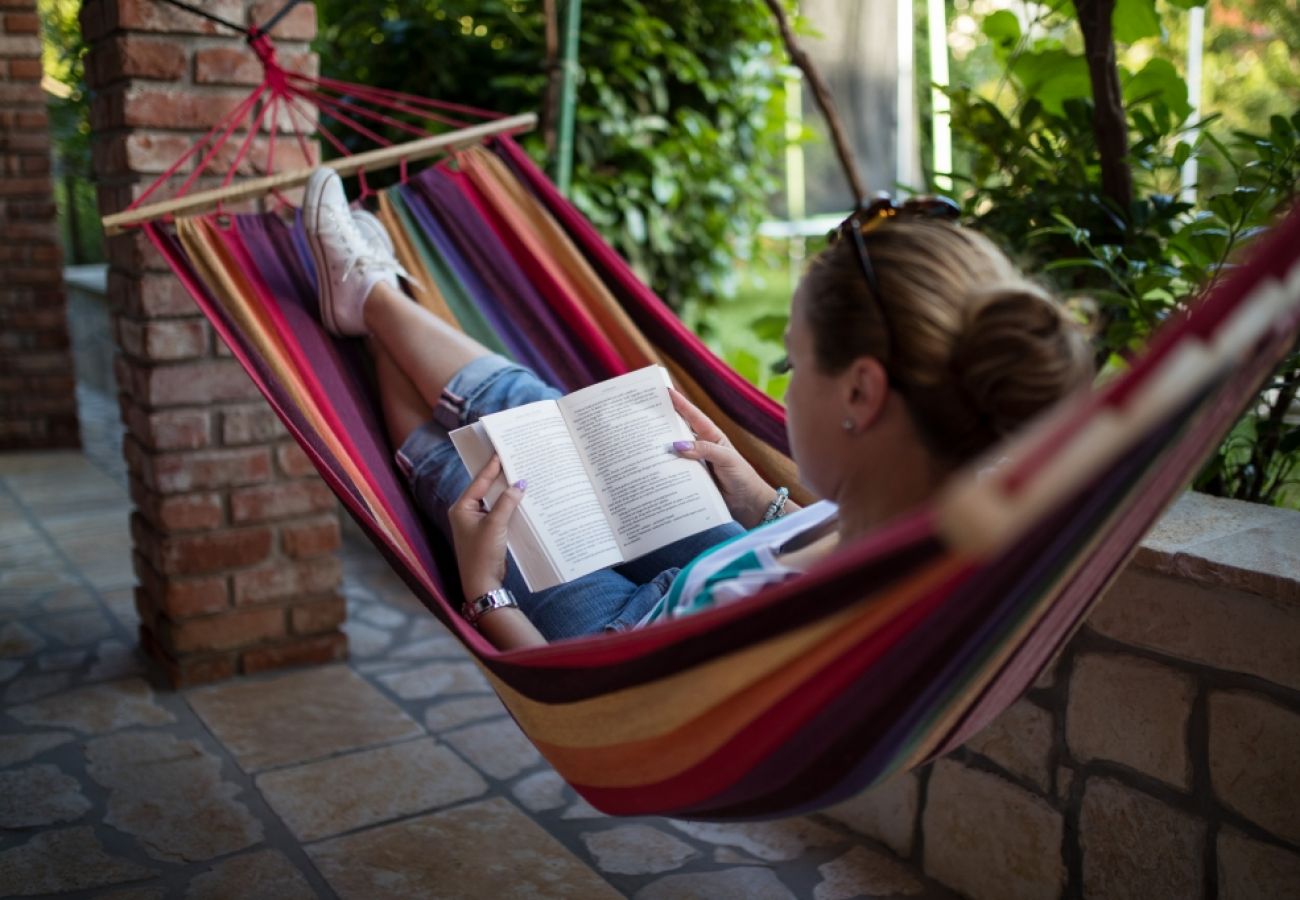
top-left (321, 205), bottom-right (411, 285)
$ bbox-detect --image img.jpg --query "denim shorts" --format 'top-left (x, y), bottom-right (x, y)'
top-left (395, 354), bottom-right (744, 641)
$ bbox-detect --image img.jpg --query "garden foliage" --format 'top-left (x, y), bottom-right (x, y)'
top-left (314, 0), bottom-right (792, 311)
top-left (943, 0), bottom-right (1298, 506)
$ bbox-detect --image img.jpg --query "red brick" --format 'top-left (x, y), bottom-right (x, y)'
top-left (250, 0), bottom-right (316, 40)
top-left (233, 555), bottom-right (342, 606)
top-left (8, 57), bottom-right (40, 80)
top-left (107, 34), bottom-right (187, 83)
top-left (290, 594), bottom-right (346, 635)
top-left (139, 624), bottom-right (239, 686)
top-left (193, 46), bottom-right (261, 86)
top-left (242, 632), bottom-right (346, 675)
top-left (133, 483), bottom-right (225, 531)
top-left (148, 446), bottom-right (271, 493)
top-left (118, 317), bottom-right (207, 360)
top-left (167, 606), bottom-right (284, 654)
top-left (122, 404), bottom-right (210, 451)
top-left (156, 526), bottom-right (274, 576)
top-left (0, 32), bottom-right (40, 57)
top-left (118, 359), bottom-right (260, 407)
top-left (122, 85), bottom-right (246, 130)
top-left (221, 404), bottom-right (283, 444)
top-left (111, 271), bottom-right (198, 317)
top-left (112, 0), bottom-right (244, 36)
top-left (276, 442), bottom-right (317, 478)
top-left (281, 515), bottom-right (340, 558)
top-left (4, 12), bottom-right (39, 33)
top-left (0, 82), bottom-right (43, 104)
top-left (133, 551), bottom-right (229, 618)
top-left (230, 479), bottom-right (335, 523)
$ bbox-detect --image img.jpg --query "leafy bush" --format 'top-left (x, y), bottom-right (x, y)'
top-left (942, 1), bottom-right (1299, 507)
top-left (314, 0), bottom-right (792, 311)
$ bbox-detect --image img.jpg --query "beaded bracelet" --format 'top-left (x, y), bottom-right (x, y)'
top-left (759, 486), bottom-right (790, 525)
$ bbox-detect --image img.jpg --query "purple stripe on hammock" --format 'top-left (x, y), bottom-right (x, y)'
top-left (233, 213), bottom-right (444, 585)
top-left (408, 168), bottom-right (607, 391)
top-left (395, 180), bottom-right (574, 390)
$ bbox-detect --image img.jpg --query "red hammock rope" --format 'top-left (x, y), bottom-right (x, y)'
top-left (123, 30), bottom-right (513, 225)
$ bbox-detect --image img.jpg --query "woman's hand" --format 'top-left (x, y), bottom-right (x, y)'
top-left (448, 455), bottom-right (527, 599)
top-left (669, 388), bottom-right (775, 529)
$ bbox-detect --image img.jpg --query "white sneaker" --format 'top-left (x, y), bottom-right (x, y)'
top-left (302, 168), bottom-right (402, 336)
top-left (352, 208), bottom-right (395, 258)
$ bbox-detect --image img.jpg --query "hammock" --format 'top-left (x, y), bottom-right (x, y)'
top-left (107, 36), bottom-right (1300, 820)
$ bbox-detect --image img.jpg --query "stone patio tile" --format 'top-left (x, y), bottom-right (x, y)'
top-left (0, 535), bottom-right (58, 567)
top-left (187, 664), bottom-right (423, 772)
top-left (0, 563), bottom-right (82, 592)
top-left (391, 632), bottom-right (466, 659)
top-left (377, 660), bottom-right (489, 700)
top-left (814, 846), bottom-right (925, 899)
top-left (256, 737), bottom-right (487, 841)
top-left (88, 639), bottom-right (146, 682)
top-left (8, 677), bottom-right (175, 734)
top-left (40, 586), bottom-right (99, 612)
top-left (87, 731), bottom-right (264, 863)
top-left (0, 621), bottom-right (46, 658)
top-left (0, 660), bottom-right (21, 682)
top-left (635, 867), bottom-right (797, 899)
top-left (38, 648), bottom-right (88, 671)
top-left (357, 604), bottom-right (407, 628)
top-left (424, 695), bottom-right (506, 732)
top-left (3, 671), bottom-right (72, 704)
top-left (442, 717), bottom-right (541, 780)
top-left (667, 817), bottom-right (842, 862)
top-left (0, 731), bottom-right (74, 767)
top-left (341, 619), bottom-right (392, 657)
top-left (582, 824), bottom-right (699, 875)
top-left (184, 848), bottom-right (316, 900)
top-left (33, 609), bottom-right (114, 646)
top-left (513, 769), bottom-right (569, 812)
top-left (0, 826), bottom-right (153, 896)
top-left (307, 796), bottom-right (622, 899)
top-left (0, 763), bottom-right (91, 828)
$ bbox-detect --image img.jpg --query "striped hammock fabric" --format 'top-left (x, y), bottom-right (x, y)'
top-left (113, 37), bottom-right (1300, 819)
top-left (137, 145), bottom-right (1300, 818)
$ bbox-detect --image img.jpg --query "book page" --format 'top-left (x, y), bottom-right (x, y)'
top-left (478, 400), bottom-right (623, 583)
top-left (560, 366), bottom-right (731, 560)
top-left (448, 422), bottom-right (560, 593)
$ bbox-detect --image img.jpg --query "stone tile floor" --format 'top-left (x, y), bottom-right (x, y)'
top-left (0, 398), bottom-right (958, 899)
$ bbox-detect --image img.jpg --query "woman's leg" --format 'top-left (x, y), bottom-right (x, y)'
top-left (363, 280), bottom-right (492, 412)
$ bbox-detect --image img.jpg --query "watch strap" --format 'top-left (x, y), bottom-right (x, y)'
top-left (461, 588), bottom-right (518, 626)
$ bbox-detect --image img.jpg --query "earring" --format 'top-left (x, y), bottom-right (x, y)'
top-left (841, 418), bottom-right (855, 433)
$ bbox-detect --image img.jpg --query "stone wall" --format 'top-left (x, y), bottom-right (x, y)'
top-left (824, 491), bottom-right (1300, 900)
top-left (80, 0), bottom-right (344, 685)
top-left (0, 0), bottom-right (81, 449)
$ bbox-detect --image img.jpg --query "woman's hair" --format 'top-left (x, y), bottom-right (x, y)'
top-left (802, 218), bottom-right (1094, 464)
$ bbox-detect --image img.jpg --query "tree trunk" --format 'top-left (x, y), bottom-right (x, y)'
top-left (760, 0), bottom-right (867, 204)
top-left (539, 0), bottom-right (562, 157)
top-left (1073, 0), bottom-right (1133, 214)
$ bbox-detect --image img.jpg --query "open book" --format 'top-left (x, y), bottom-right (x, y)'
top-left (448, 365), bottom-right (732, 592)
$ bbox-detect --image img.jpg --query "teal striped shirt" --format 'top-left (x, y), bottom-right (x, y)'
top-left (636, 501), bottom-right (838, 627)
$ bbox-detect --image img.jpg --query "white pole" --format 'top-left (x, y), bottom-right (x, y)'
top-left (1181, 5), bottom-right (1205, 203)
top-left (896, 0), bottom-right (918, 192)
top-left (928, 0), bottom-right (952, 191)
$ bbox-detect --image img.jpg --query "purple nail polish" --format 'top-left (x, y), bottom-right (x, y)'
top-left (514, 479), bottom-right (527, 490)
top-left (672, 440), bottom-right (693, 452)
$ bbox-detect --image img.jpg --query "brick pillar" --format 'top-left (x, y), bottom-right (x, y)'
top-left (81, 0), bottom-right (346, 685)
top-left (0, 0), bottom-right (81, 449)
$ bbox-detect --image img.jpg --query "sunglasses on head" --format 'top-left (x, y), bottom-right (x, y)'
top-left (827, 193), bottom-right (960, 362)
top-left (770, 194), bottom-right (960, 378)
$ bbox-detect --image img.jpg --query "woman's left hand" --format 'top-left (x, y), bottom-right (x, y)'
top-left (448, 455), bottom-right (527, 599)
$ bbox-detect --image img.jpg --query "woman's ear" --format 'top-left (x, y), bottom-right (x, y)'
top-left (842, 356), bottom-right (891, 433)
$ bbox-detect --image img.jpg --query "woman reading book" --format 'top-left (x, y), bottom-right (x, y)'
top-left (303, 168), bottom-right (1093, 651)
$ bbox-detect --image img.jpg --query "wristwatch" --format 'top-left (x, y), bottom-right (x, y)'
top-left (462, 588), bottom-right (519, 627)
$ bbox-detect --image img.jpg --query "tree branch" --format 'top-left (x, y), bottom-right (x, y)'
top-left (1072, 0), bottom-right (1133, 214)
top-left (760, 0), bottom-right (867, 204)
top-left (539, 0), bottom-right (562, 157)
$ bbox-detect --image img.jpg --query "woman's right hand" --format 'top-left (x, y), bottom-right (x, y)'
top-left (669, 388), bottom-right (775, 529)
